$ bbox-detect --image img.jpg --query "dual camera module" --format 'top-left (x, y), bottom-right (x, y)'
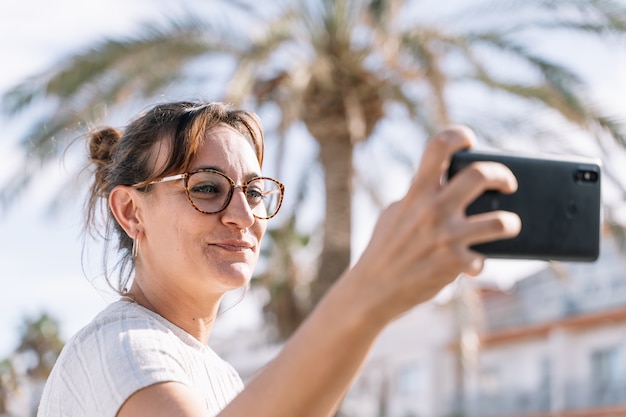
top-left (574, 167), bottom-right (599, 184)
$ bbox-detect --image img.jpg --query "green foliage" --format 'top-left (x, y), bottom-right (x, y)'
top-left (1, 0), bottom-right (624, 211)
top-left (0, 313), bottom-right (65, 414)
top-left (253, 168), bottom-right (316, 339)
top-left (17, 314), bottom-right (64, 379)
top-left (2, 0), bottom-right (626, 336)
top-left (0, 359), bottom-right (17, 414)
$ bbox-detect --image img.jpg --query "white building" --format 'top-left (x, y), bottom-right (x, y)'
top-left (344, 236), bottom-right (626, 417)
top-left (218, 235), bottom-right (626, 417)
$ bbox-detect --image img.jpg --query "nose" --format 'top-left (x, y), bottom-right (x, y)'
top-left (221, 187), bottom-right (255, 228)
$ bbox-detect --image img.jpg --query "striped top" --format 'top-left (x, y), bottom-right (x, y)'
top-left (37, 300), bottom-right (244, 417)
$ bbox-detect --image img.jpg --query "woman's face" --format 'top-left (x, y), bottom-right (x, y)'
top-left (137, 124), bottom-right (267, 298)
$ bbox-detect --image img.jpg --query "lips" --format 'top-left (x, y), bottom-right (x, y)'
top-left (210, 240), bottom-right (255, 252)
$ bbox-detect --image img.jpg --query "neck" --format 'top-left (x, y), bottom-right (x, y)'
top-left (126, 279), bottom-right (223, 345)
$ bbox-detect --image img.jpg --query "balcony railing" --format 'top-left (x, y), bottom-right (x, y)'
top-left (482, 273), bottom-right (626, 332)
top-left (461, 380), bottom-right (626, 417)
top-left (564, 379), bottom-right (626, 410)
top-left (464, 389), bottom-right (550, 417)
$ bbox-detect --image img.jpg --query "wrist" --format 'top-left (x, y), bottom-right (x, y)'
top-left (319, 265), bottom-right (396, 338)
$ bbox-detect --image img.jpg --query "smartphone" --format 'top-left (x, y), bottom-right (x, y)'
top-left (447, 149), bottom-right (602, 262)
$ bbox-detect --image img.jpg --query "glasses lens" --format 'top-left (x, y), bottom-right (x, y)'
top-left (187, 171), bottom-right (232, 213)
top-left (246, 178), bottom-right (282, 219)
top-left (187, 172), bottom-right (282, 218)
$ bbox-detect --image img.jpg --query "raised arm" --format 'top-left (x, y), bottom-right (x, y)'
top-left (117, 126), bottom-right (521, 417)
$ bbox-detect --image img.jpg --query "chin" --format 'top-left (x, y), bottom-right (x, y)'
top-left (212, 263), bottom-right (254, 291)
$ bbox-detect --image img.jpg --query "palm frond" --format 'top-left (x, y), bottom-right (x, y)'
top-left (1, 0), bottom-right (626, 343)
top-left (473, 75), bottom-right (588, 122)
top-left (594, 113), bottom-right (626, 146)
top-left (3, 16), bottom-right (221, 115)
top-left (469, 31), bottom-right (584, 84)
top-left (493, 0), bottom-right (626, 34)
top-left (467, 72), bottom-right (626, 149)
top-left (464, 31), bottom-right (601, 127)
top-left (226, 8), bottom-right (304, 105)
top-left (0, 15), bottom-right (238, 208)
top-left (366, 0), bottom-right (390, 26)
top-left (400, 28), bottom-right (454, 126)
top-left (537, 0), bottom-right (626, 34)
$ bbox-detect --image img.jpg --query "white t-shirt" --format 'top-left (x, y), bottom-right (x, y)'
top-left (37, 300), bottom-right (244, 417)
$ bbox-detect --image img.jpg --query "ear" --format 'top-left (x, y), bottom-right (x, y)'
top-left (109, 185), bottom-right (143, 238)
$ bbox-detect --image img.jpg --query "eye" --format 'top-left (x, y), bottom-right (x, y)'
top-left (189, 181), bottom-right (226, 200)
top-left (245, 182), bottom-right (266, 205)
top-left (246, 188), bottom-right (265, 204)
top-left (192, 183), bottom-right (218, 193)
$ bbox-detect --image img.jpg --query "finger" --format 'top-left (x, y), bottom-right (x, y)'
top-left (443, 161), bottom-right (518, 213)
top-left (409, 125), bottom-right (477, 197)
top-left (464, 255), bottom-right (486, 277)
top-left (425, 244), bottom-right (486, 278)
top-left (460, 210), bottom-right (522, 246)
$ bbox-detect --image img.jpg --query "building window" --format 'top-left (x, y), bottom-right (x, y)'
top-left (591, 346), bottom-right (623, 404)
top-left (480, 367), bottom-right (501, 396)
top-left (592, 347), bottom-right (621, 385)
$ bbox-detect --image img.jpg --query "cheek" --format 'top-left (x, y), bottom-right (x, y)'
top-left (254, 221), bottom-right (268, 247)
top-left (149, 206), bottom-right (196, 256)
top-left (149, 222), bottom-right (185, 263)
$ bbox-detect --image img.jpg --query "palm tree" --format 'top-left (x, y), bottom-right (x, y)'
top-left (0, 358), bottom-right (18, 415)
top-left (254, 168), bottom-right (317, 340)
top-left (255, 213), bottom-right (314, 340)
top-left (3, 0), bottom-right (626, 326)
top-left (16, 314), bottom-right (64, 381)
top-left (0, 314), bottom-right (64, 416)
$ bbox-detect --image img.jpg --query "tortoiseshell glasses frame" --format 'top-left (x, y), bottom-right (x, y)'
top-left (132, 169), bottom-right (285, 220)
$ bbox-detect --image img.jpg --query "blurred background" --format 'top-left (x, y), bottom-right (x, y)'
top-left (1, 0), bottom-right (626, 416)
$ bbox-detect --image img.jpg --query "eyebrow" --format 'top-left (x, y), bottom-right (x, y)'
top-left (192, 165), bottom-right (262, 182)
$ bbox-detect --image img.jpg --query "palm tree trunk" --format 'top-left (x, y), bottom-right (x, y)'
top-left (312, 135), bottom-right (353, 305)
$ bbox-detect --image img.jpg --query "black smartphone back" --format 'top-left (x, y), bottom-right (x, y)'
top-left (447, 150), bottom-right (602, 262)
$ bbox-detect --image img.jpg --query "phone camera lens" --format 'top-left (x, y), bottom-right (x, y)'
top-left (574, 168), bottom-right (598, 183)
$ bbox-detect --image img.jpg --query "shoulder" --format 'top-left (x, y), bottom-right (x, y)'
top-left (38, 301), bottom-right (193, 416)
top-left (64, 300), bottom-right (189, 372)
top-left (39, 301), bottom-right (244, 417)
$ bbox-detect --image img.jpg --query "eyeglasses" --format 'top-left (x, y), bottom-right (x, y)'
top-left (133, 169), bottom-right (284, 220)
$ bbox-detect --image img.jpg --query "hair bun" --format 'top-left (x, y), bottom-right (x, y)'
top-left (89, 127), bottom-right (122, 190)
top-left (89, 127), bottom-right (121, 168)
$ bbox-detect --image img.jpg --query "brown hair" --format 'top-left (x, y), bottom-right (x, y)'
top-left (85, 101), bottom-right (265, 294)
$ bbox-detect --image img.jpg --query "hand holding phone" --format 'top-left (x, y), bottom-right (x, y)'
top-left (447, 149), bottom-right (602, 262)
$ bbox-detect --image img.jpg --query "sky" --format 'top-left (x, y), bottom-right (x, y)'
top-left (1, 0), bottom-right (626, 358)
top-left (0, 0), bottom-right (214, 357)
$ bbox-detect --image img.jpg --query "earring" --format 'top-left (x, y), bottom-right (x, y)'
top-left (132, 233), bottom-right (139, 259)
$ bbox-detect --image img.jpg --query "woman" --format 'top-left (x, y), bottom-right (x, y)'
top-left (38, 101), bottom-right (520, 417)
